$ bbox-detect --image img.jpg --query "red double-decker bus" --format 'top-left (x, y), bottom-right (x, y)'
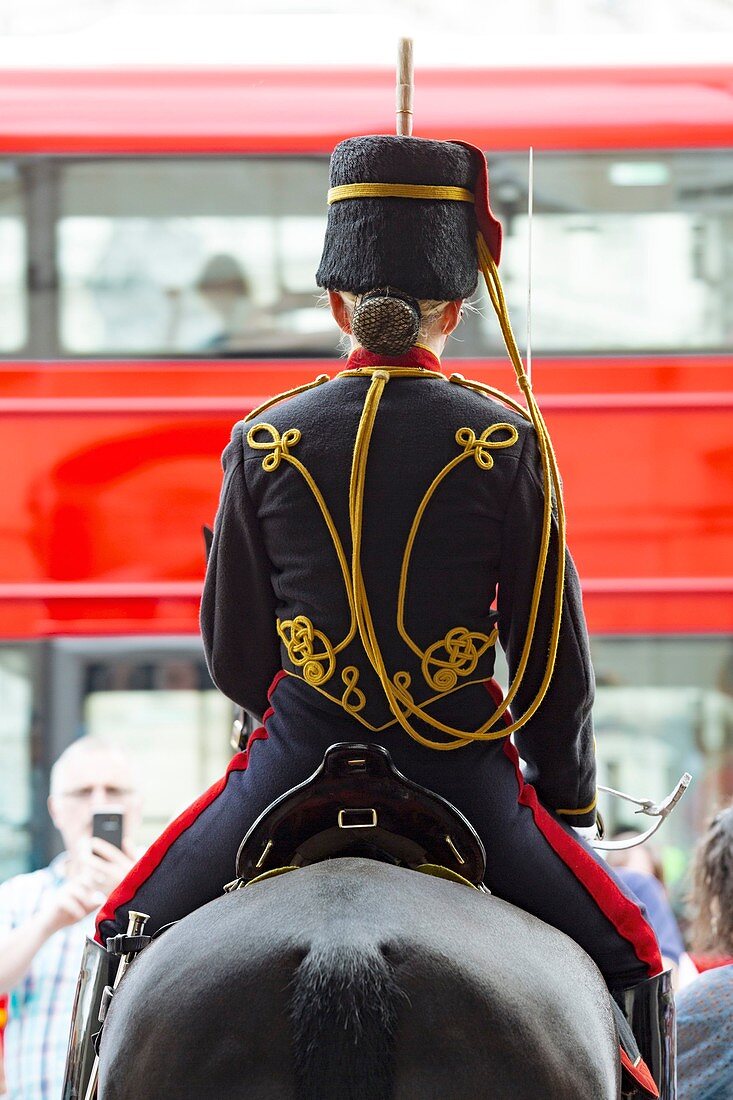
top-left (0, 67), bottom-right (731, 874)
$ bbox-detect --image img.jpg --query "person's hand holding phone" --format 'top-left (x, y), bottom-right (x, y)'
top-left (43, 814), bottom-right (137, 933)
top-left (42, 876), bottom-right (101, 933)
top-left (75, 835), bottom-right (137, 903)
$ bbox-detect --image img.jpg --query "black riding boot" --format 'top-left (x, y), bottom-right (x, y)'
top-left (613, 970), bottom-right (676, 1099)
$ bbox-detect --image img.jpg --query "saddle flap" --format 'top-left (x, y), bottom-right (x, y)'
top-left (236, 742), bottom-right (487, 886)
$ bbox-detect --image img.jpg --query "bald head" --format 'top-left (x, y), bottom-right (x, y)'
top-left (50, 737), bottom-right (136, 798)
top-left (48, 737), bottom-right (141, 854)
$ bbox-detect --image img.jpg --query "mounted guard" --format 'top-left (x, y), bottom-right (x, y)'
top-left (64, 43), bottom-right (680, 1099)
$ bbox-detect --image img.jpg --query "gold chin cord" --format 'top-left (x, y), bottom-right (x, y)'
top-left (342, 231), bottom-right (566, 751)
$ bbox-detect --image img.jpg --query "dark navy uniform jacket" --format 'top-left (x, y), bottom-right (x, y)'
top-left (200, 345), bottom-right (597, 827)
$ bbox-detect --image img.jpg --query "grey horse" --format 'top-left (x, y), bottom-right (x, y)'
top-left (98, 858), bottom-right (620, 1100)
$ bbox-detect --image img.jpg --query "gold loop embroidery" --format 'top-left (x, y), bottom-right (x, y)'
top-left (421, 627), bottom-right (498, 692)
top-left (395, 419), bottom-right (518, 698)
top-left (244, 368), bottom-right (549, 749)
top-left (393, 670), bottom-right (414, 702)
top-left (246, 421), bottom-right (358, 658)
top-left (277, 615), bottom-right (335, 686)
top-left (455, 424), bottom-right (518, 470)
top-left (247, 423), bottom-right (302, 471)
top-left (341, 666), bottom-right (366, 716)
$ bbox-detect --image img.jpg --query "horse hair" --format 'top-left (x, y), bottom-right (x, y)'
top-left (290, 940), bottom-right (404, 1100)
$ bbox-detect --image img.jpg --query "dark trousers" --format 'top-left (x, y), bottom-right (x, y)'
top-left (97, 675), bottom-right (661, 989)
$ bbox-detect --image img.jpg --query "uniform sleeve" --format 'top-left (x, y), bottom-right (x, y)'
top-left (497, 431), bottom-right (597, 827)
top-left (200, 422), bottom-right (282, 721)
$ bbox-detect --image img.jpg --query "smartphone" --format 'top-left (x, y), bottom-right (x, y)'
top-left (92, 810), bottom-right (124, 850)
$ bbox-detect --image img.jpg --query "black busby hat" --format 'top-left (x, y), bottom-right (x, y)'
top-left (316, 135), bottom-right (501, 301)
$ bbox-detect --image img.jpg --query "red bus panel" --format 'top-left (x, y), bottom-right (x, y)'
top-left (2, 355), bottom-right (730, 637)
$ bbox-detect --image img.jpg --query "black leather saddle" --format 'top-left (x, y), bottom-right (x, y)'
top-left (234, 742), bottom-right (487, 887)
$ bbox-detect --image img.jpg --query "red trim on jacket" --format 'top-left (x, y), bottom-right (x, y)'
top-left (501, 738), bottom-right (663, 977)
top-left (484, 677), bottom-right (510, 719)
top-left (95, 670), bottom-right (290, 942)
top-left (346, 345), bottom-right (441, 373)
top-left (267, 669), bottom-right (288, 701)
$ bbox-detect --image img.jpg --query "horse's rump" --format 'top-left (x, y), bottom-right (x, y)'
top-left (99, 858), bottom-right (619, 1100)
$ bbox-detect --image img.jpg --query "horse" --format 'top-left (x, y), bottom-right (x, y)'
top-left (97, 856), bottom-right (620, 1099)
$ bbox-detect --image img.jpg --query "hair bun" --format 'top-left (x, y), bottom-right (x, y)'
top-left (351, 289), bottom-right (420, 356)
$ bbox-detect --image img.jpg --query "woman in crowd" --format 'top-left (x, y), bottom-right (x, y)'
top-left (678, 805), bottom-right (733, 1100)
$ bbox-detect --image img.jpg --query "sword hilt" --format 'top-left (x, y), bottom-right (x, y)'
top-left (592, 773), bottom-right (692, 851)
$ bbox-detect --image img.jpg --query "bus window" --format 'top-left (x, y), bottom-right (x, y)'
top-left (482, 150), bottom-right (733, 354)
top-left (20, 147), bottom-right (733, 359)
top-left (0, 161), bottom-right (27, 353)
top-left (57, 156), bottom-right (340, 356)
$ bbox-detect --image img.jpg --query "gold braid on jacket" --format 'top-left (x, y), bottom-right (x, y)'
top-left (244, 186), bottom-right (565, 751)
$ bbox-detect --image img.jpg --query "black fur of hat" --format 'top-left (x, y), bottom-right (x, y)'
top-left (316, 135), bottom-right (479, 301)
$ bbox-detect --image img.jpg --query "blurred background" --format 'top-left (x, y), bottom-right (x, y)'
top-left (0, 0), bottom-right (732, 901)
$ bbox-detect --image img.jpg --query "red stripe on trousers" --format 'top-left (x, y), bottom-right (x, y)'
top-left (501, 738), bottom-right (662, 977)
top-left (94, 728), bottom-right (268, 942)
top-left (620, 1048), bottom-right (660, 1097)
top-left (94, 670), bottom-right (288, 943)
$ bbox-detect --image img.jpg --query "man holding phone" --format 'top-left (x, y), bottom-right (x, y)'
top-left (0, 737), bottom-right (141, 1100)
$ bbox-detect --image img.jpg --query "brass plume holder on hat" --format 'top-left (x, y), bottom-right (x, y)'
top-left (396, 38), bottom-right (413, 136)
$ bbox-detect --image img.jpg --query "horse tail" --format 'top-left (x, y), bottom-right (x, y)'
top-left (290, 941), bottom-right (402, 1100)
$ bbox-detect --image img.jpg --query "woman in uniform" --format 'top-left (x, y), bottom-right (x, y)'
top-left (91, 134), bottom-right (670, 1096)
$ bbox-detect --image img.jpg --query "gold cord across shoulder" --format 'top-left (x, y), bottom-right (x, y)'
top-left (243, 373), bottom-right (330, 424)
top-left (243, 246), bottom-right (570, 753)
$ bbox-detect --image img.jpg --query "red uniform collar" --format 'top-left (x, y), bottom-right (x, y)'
top-left (346, 345), bottom-right (442, 372)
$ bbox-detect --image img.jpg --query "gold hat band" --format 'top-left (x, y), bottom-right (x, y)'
top-left (327, 183), bottom-right (475, 205)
